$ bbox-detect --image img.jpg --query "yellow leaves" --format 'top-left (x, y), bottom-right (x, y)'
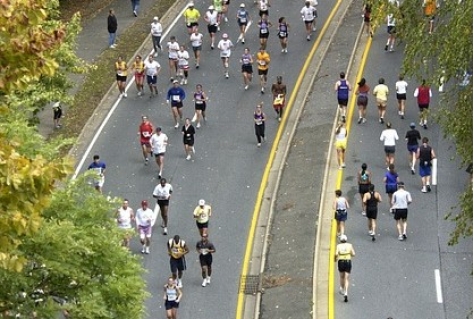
top-left (0, 253), bottom-right (26, 272)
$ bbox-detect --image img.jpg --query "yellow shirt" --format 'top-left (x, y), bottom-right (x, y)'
top-left (194, 205), bottom-right (212, 223)
top-left (115, 61), bottom-right (127, 76)
top-left (256, 52), bottom-right (271, 71)
top-left (168, 239), bottom-right (186, 259)
top-left (133, 60), bottom-right (144, 74)
top-left (184, 8), bottom-right (201, 24)
top-left (336, 243), bottom-right (353, 260)
top-left (373, 84), bottom-right (389, 101)
top-left (423, 0), bottom-right (437, 16)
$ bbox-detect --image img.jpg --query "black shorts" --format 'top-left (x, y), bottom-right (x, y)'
top-left (394, 208), bottom-right (408, 220)
top-left (259, 32), bottom-right (270, 39)
top-left (418, 104), bottom-right (429, 110)
top-left (199, 254), bottom-right (213, 267)
top-left (53, 109), bottom-right (62, 119)
top-left (192, 45), bottom-right (202, 52)
top-left (304, 19), bottom-right (314, 26)
top-left (358, 183), bottom-right (370, 195)
top-left (387, 26), bottom-right (396, 34)
top-left (154, 152), bottom-right (165, 158)
top-left (171, 101), bottom-right (183, 108)
top-left (259, 10), bottom-right (269, 17)
top-left (396, 93), bottom-right (407, 100)
top-left (366, 209), bottom-right (378, 220)
top-left (208, 24), bottom-right (218, 34)
top-left (238, 21), bottom-right (248, 27)
top-left (170, 257), bottom-right (186, 273)
top-left (337, 260), bottom-right (352, 273)
top-left (183, 138), bottom-right (194, 146)
top-left (278, 33), bottom-right (288, 39)
top-left (165, 300), bottom-right (179, 310)
top-left (242, 64), bottom-right (253, 74)
top-left (384, 146), bottom-right (396, 154)
top-left (258, 69), bottom-right (268, 76)
top-left (364, 16), bottom-right (370, 23)
top-left (157, 199), bottom-right (170, 208)
top-left (338, 99), bottom-right (348, 107)
top-left (116, 75), bottom-right (127, 82)
top-left (195, 102), bottom-right (206, 111)
top-left (196, 221), bottom-right (209, 229)
top-left (147, 75), bottom-right (157, 85)
top-left (187, 22), bottom-right (198, 28)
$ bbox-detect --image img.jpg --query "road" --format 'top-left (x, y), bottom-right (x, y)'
top-left (333, 24), bottom-right (473, 319)
top-left (75, 0), bottom-right (340, 318)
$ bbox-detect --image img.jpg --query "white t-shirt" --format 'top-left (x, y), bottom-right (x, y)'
top-left (387, 14), bottom-right (396, 26)
top-left (391, 189), bottom-right (412, 209)
top-left (190, 33), bottom-right (204, 47)
top-left (144, 60), bottom-right (161, 76)
top-left (151, 22), bottom-right (163, 36)
top-left (301, 6), bottom-right (316, 21)
top-left (153, 183), bottom-right (173, 200)
top-left (150, 133), bottom-right (168, 154)
top-left (167, 41), bottom-right (180, 59)
top-left (205, 10), bottom-right (218, 25)
top-left (218, 39), bottom-right (233, 57)
top-left (259, 0), bottom-right (269, 11)
top-left (395, 80), bottom-right (408, 94)
top-left (380, 128), bottom-right (399, 146)
top-left (135, 208), bottom-right (154, 227)
top-left (335, 128), bottom-right (347, 141)
top-left (178, 50), bottom-right (190, 67)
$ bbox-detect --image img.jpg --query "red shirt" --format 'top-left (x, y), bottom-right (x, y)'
top-left (417, 86), bottom-right (430, 105)
top-left (139, 123), bottom-right (154, 143)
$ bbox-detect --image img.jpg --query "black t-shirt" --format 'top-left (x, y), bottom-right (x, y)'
top-left (405, 129), bottom-right (421, 146)
top-left (196, 240), bottom-right (215, 255)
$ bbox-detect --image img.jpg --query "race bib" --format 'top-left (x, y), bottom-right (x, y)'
top-left (261, 27), bottom-right (268, 34)
top-left (240, 17), bottom-right (247, 23)
top-left (172, 95), bottom-right (180, 101)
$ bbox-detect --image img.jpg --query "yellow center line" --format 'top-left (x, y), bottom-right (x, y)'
top-left (235, 0), bottom-right (343, 318)
top-left (328, 36), bottom-right (373, 319)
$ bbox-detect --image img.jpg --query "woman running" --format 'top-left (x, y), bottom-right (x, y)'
top-left (277, 17), bottom-right (290, 53)
top-left (167, 36), bottom-right (180, 82)
top-left (115, 56), bottom-right (128, 98)
top-left (355, 77), bottom-right (370, 124)
top-left (131, 55), bottom-right (145, 96)
top-left (258, 13), bottom-right (272, 50)
top-left (177, 45), bottom-right (190, 85)
top-left (163, 277), bottom-right (182, 319)
top-left (236, 3), bottom-right (250, 44)
top-left (357, 163), bottom-right (372, 215)
top-left (254, 103), bottom-right (266, 147)
top-left (333, 189), bottom-right (349, 237)
top-left (334, 122), bottom-right (347, 169)
top-left (240, 48), bottom-right (254, 90)
top-left (193, 84), bottom-right (208, 128)
top-left (182, 118), bottom-right (196, 160)
top-left (384, 163), bottom-right (399, 211)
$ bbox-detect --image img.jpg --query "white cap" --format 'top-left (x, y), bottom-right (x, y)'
top-left (208, 5), bottom-right (214, 10)
top-left (188, 2), bottom-right (194, 6)
top-left (223, 33), bottom-right (228, 38)
top-left (153, 16), bottom-right (159, 21)
top-left (240, 3), bottom-right (245, 7)
top-left (199, 199), bottom-right (206, 206)
top-left (52, 102), bottom-right (60, 108)
top-left (339, 234), bottom-right (347, 242)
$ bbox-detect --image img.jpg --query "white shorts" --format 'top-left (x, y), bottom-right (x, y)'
top-left (220, 51), bottom-right (231, 59)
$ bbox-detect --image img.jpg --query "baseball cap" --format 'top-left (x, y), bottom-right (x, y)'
top-left (188, 2), bottom-right (194, 6)
top-left (173, 79), bottom-right (179, 84)
top-left (141, 200), bottom-right (148, 206)
top-left (410, 122), bottom-right (416, 128)
top-left (339, 234), bottom-right (347, 242)
top-left (208, 5), bottom-right (214, 10)
top-left (52, 101), bottom-right (60, 108)
top-left (240, 3), bottom-right (245, 7)
top-left (223, 33), bottom-right (228, 38)
top-left (397, 181), bottom-right (405, 186)
top-left (153, 16), bottom-right (159, 21)
top-left (199, 199), bottom-right (206, 206)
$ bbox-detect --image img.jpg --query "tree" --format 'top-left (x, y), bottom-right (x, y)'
top-left (369, 0), bottom-right (473, 244)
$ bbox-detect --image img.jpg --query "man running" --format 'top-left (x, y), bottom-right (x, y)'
top-left (183, 2), bottom-right (201, 35)
top-left (334, 72), bottom-right (351, 123)
top-left (116, 199), bottom-right (135, 247)
top-left (168, 235), bottom-right (190, 288)
top-left (217, 33), bottom-right (234, 78)
top-left (423, 0), bottom-right (439, 34)
top-left (385, 13), bottom-right (397, 52)
top-left (151, 16), bottom-right (163, 56)
top-left (271, 75), bottom-right (287, 121)
top-left (153, 178), bottom-right (173, 235)
top-left (417, 137), bottom-right (436, 193)
top-left (196, 234), bottom-right (216, 287)
top-left (166, 80), bottom-right (186, 128)
top-left (193, 199), bottom-right (212, 236)
top-left (135, 200), bottom-right (154, 254)
top-left (334, 234), bottom-right (355, 302)
top-left (144, 54), bottom-right (161, 97)
top-left (301, 0), bottom-right (317, 41)
top-left (150, 127), bottom-right (168, 178)
top-left (362, 184), bottom-right (382, 241)
top-left (414, 79), bottom-right (432, 129)
top-left (380, 122), bottom-right (399, 168)
top-left (391, 182), bottom-right (412, 241)
top-left (395, 74), bottom-right (408, 119)
top-left (405, 122), bottom-right (421, 174)
top-left (373, 77), bottom-right (389, 124)
top-left (87, 154), bottom-right (106, 194)
top-left (256, 47), bottom-right (270, 94)
top-left (204, 5), bottom-right (219, 49)
top-left (138, 115), bottom-right (154, 165)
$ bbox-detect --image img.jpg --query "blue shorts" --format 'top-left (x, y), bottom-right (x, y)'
top-left (407, 144), bottom-right (418, 153)
top-left (386, 184), bottom-right (397, 194)
top-left (419, 165), bottom-right (432, 177)
top-left (334, 210), bottom-right (347, 221)
top-left (147, 75), bottom-right (157, 85)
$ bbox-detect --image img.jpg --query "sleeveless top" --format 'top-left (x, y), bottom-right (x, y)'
top-left (169, 239), bottom-right (186, 259)
top-left (117, 207), bottom-right (132, 228)
top-left (337, 243), bottom-right (352, 260)
top-left (359, 170), bottom-right (370, 184)
top-left (417, 86), bottom-right (430, 104)
top-left (335, 127), bottom-right (347, 141)
top-left (278, 23), bottom-right (288, 37)
top-left (335, 197), bottom-right (347, 211)
top-left (419, 144), bottom-right (432, 164)
top-left (259, 20), bottom-right (269, 34)
top-left (366, 191), bottom-right (378, 210)
top-left (165, 286), bottom-right (178, 301)
top-left (337, 80), bottom-right (349, 100)
top-left (237, 9), bottom-right (247, 23)
top-left (194, 91), bottom-right (206, 105)
top-left (241, 53), bottom-right (252, 65)
top-left (254, 112), bottom-right (264, 125)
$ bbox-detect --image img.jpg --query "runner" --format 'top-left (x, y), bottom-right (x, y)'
top-left (271, 75), bottom-right (287, 121)
top-left (385, 13), bottom-right (397, 52)
top-left (333, 189), bottom-right (349, 237)
top-left (241, 47), bottom-right (254, 90)
top-left (163, 276), bottom-right (182, 319)
top-left (391, 182), bottom-right (412, 241)
top-left (193, 199), bottom-right (212, 236)
top-left (193, 84), bottom-right (209, 128)
top-left (151, 16), bottom-right (163, 56)
top-left (150, 127), bottom-right (168, 178)
top-left (308, 0), bottom-right (318, 31)
top-left (355, 77), bottom-right (370, 124)
top-left (277, 17), bottom-right (290, 53)
top-left (301, 0), bottom-right (317, 41)
top-left (362, 184), bottom-right (382, 241)
top-left (189, 29), bottom-right (204, 68)
top-left (357, 163), bottom-right (371, 215)
top-left (137, 115), bottom-right (154, 165)
top-left (405, 122), bottom-right (421, 174)
top-left (258, 0), bottom-right (270, 17)
top-left (380, 122), bottom-right (399, 167)
top-left (414, 79), bottom-right (432, 129)
top-left (166, 80), bottom-right (186, 128)
top-left (144, 54), bottom-right (161, 98)
top-left (395, 74), bottom-right (408, 119)
top-left (334, 122), bottom-right (347, 169)
top-left (182, 118), bottom-right (196, 160)
top-left (254, 103), bottom-right (266, 147)
top-left (373, 77), bottom-right (389, 124)
top-left (183, 2), bottom-right (201, 35)
top-left (153, 178), bottom-right (173, 235)
top-left (167, 235), bottom-right (190, 288)
top-left (236, 4), bottom-right (250, 44)
top-left (417, 137), bottom-right (436, 193)
top-left (423, 0), bottom-right (439, 34)
top-left (222, 0), bottom-right (230, 23)
top-left (116, 199), bottom-right (135, 247)
top-left (335, 72), bottom-right (351, 123)
top-left (167, 36), bottom-right (180, 82)
top-left (217, 33), bottom-right (234, 78)
top-left (362, 3), bottom-right (373, 37)
top-left (256, 47), bottom-right (271, 94)
top-left (384, 164), bottom-right (399, 208)
top-left (204, 5), bottom-right (219, 49)
top-left (115, 56), bottom-right (128, 98)
top-left (135, 200), bottom-right (154, 254)
top-left (177, 45), bottom-right (190, 85)
top-left (213, 0), bottom-right (223, 30)
top-left (87, 154), bottom-right (106, 194)
top-left (258, 14), bottom-right (272, 50)
top-left (196, 234), bottom-right (216, 287)
top-left (334, 234), bottom-right (355, 302)
top-left (131, 55), bottom-right (145, 96)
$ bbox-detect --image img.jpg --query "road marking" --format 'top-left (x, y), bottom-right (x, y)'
top-left (328, 34), bottom-right (373, 319)
top-left (434, 269), bottom-right (443, 303)
top-left (72, 6), bottom-right (187, 179)
top-left (432, 158), bottom-right (438, 185)
top-left (234, 1), bottom-right (344, 318)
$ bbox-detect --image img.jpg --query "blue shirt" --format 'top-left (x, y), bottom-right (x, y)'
top-left (88, 161), bottom-right (106, 174)
top-left (167, 86), bottom-right (186, 104)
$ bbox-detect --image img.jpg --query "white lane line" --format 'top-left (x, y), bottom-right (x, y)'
top-left (73, 6), bottom-right (187, 179)
top-left (432, 158), bottom-right (438, 185)
top-left (434, 269), bottom-right (443, 303)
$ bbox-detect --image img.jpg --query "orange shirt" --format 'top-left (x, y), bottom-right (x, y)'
top-left (423, 0), bottom-right (437, 16)
top-left (256, 52), bottom-right (270, 71)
